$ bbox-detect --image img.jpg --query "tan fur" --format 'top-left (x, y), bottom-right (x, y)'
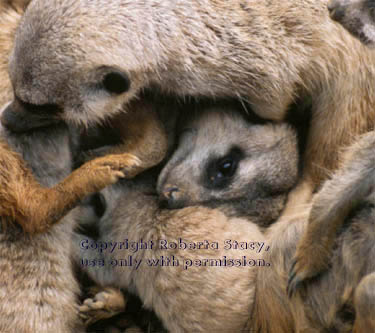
top-left (288, 131), bottom-right (375, 292)
top-left (0, 0), bottom-right (26, 106)
top-left (254, 201), bottom-right (375, 332)
top-left (255, 133), bottom-right (375, 332)
top-left (79, 108), bottom-right (375, 332)
top-left (3, 0), bottom-right (375, 198)
top-left (75, 108), bottom-right (299, 332)
top-left (0, 1), bottom-right (171, 233)
top-left (288, 0), bottom-right (375, 294)
top-left (0, 3), bottom-right (167, 331)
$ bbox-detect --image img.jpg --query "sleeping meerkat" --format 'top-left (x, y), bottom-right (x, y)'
top-left (75, 106), bottom-right (298, 332)
top-left (3, 0), bottom-right (375, 212)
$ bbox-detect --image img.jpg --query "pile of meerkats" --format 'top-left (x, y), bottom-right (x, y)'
top-left (0, 0), bottom-right (374, 332)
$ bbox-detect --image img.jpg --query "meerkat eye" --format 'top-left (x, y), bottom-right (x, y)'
top-left (205, 147), bottom-right (244, 189)
top-left (102, 71), bottom-right (131, 94)
top-left (217, 159), bottom-right (236, 179)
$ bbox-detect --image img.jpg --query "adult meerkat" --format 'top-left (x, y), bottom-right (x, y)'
top-left (2, 0), bottom-right (375, 199)
top-left (76, 107), bottom-right (298, 332)
top-left (288, 0), bottom-right (375, 294)
top-left (255, 134), bottom-right (375, 332)
top-left (0, 1), bottom-right (168, 233)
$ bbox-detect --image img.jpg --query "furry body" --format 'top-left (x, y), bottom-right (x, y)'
top-left (2, 0), bottom-right (375, 191)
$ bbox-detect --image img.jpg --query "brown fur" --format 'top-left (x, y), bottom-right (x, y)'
top-left (3, 0), bottom-right (375, 200)
top-left (0, 123), bottom-right (87, 332)
top-left (79, 109), bottom-right (375, 332)
top-left (0, 0), bottom-right (26, 106)
top-left (254, 196), bottom-right (375, 332)
top-left (288, 0), bottom-right (375, 294)
top-left (254, 133), bottom-right (375, 332)
top-left (75, 107), bottom-right (298, 332)
top-left (0, 4), bottom-right (166, 330)
top-left (0, 1), bottom-right (170, 233)
top-left (288, 131), bottom-right (375, 293)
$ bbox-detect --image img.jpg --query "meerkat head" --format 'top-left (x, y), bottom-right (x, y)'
top-left (157, 108), bottom-right (299, 226)
top-left (328, 0), bottom-right (375, 46)
top-left (1, 0), bottom-right (159, 132)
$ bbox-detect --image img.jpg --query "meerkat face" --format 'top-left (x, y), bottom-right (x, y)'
top-left (157, 108), bottom-right (299, 215)
top-left (0, 0), bottom-right (151, 132)
top-left (328, 0), bottom-right (375, 46)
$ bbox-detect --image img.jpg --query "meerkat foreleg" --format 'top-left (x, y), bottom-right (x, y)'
top-left (0, 144), bottom-right (141, 233)
top-left (79, 100), bottom-right (168, 171)
top-left (287, 131), bottom-right (375, 295)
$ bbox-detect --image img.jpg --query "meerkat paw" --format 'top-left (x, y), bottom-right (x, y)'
top-left (79, 287), bottom-right (127, 326)
top-left (88, 153), bottom-right (143, 179)
top-left (81, 153), bottom-right (141, 186)
top-left (287, 240), bottom-right (331, 297)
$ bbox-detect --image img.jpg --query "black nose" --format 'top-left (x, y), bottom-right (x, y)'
top-left (1, 102), bottom-right (28, 132)
top-left (158, 186), bottom-right (182, 209)
top-left (161, 187), bottom-right (179, 201)
top-left (1, 101), bottom-right (61, 133)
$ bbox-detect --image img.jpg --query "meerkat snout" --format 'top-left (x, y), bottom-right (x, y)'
top-left (159, 186), bottom-right (181, 208)
top-left (1, 99), bottom-right (62, 132)
top-left (157, 107), bottom-right (299, 224)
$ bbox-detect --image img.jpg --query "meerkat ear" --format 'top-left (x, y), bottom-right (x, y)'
top-left (102, 69), bottom-right (131, 94)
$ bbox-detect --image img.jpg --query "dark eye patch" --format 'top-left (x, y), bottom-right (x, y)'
top-left (204, 146), bottom-right (244, 190)
top-left (102, 71), bottom-right (131, 94)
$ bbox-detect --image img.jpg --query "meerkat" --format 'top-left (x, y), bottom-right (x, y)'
top-left (3, 0), bottom-right (375, 204)
top-left (254, 135), bottom-right (375, 332)
top-left (287, 0), bottom-right (375, 294)
top-left (75, 106), bottom-right (298, 332)
top-left (0, 97), bottom-right (170, 331)
top-left (80, 116), bottom-right (375, 333)
top-left (0, 0), bottom-right (169, 233)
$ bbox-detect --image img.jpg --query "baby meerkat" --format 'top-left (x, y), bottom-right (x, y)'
top-left (76, 106), bottom-right (298, 332)
top-left (157, 108), bottom-right (299, 228)
top-left (80, 114), bottom-right (375, 333)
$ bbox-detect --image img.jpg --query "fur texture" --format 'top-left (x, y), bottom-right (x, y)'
top-left (2, 0), bottom-right (375, 192)
top-left (288, 0), bottom-right (375, 294)
top-left (76, 107), bottom-right (298, 332)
